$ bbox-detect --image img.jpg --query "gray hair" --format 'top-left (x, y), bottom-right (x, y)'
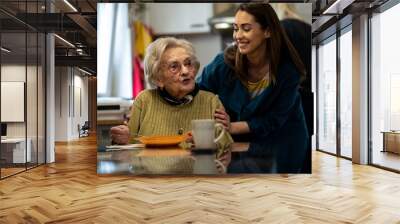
top-left (144, 37), bottom-right (200, 88)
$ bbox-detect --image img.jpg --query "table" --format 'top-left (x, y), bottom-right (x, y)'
top-left (98, 148), bottom-right (221, 175)
top-left (97, 120), bottom-right (125, 147)
top-left (97, 143), bottom-right (254, 175)
top-left (382, 131), bottom-right (400, 154)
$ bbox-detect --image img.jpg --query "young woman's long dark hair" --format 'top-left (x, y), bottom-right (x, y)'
top-left (224, 3), bottom-right (306, 84)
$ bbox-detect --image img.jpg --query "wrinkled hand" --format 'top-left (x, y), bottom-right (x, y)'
top-left (110, 125), bottom-right (130, 145)
top-left (214, 108), bottom-right (231, 132)
top-left (185, 131), bottom-right (194, 143)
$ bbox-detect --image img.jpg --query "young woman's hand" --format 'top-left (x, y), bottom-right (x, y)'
top-left (217, 150), bottom-right (231, 169)
top-left (216, 150), bottom-right (231, 174)
top-left (110, 125), bottom-right (130, 145)
top-left (214, 108), bottom-right (231, 132)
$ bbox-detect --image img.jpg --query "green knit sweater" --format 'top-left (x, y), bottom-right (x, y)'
top-left (129, 89), bottom-right (222, 136)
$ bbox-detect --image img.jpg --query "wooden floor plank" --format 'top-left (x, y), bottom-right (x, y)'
top-left (0, 135), bottom-right (400, 223)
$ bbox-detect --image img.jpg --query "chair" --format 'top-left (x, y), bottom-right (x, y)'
top-left (79, 121), bottom-right (90, 138)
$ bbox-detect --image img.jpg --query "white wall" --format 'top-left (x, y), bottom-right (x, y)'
top-left (73, 73), bottom-right (89, 138)
top-left (1, 64), bottom-right (46, 164)
top-left (1, 65), bottom-right (26, 141)
top-left (139, 3), bottom-right (223, 79)
top-left (1, 65), bottom-right (32, 137)
top-left (184, 33), bottom-right (222, 76)
top-left (54, 67), bottom-right (89, 141)
top-left (55, 67), bottom-right (67, 141)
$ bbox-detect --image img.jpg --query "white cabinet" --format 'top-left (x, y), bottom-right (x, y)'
top-left (146, 3), bottom-right (213, 35)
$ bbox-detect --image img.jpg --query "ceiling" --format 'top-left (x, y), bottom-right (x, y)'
top-left (310, 0), bottom-right (389, 43)
top-left (0, 0), bottom-right (393, 75)
top-left (0, 0), bottom-right (97, 74)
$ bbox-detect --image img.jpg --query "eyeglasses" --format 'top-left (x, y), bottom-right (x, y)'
top-left (163, 58), bottom-right (195, 74)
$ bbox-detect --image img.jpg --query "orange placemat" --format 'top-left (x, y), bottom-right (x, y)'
top-left (136, 135), bottom-right (188, 147)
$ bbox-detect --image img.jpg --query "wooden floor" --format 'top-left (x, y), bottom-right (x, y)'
top-left (372, 150), bottom-right (400, 171)
top-left (1, 167), bottom-right (26, 178)
top-left (1, 135), bottom-right (400, 223)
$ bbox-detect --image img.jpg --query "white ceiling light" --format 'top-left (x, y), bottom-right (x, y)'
top-left (63, 0), bottom-right (78, 12)
top-left (323, 0), bottom-right (354, 15)
top-left (323, 0), bottom-right (342, 14)
top-left (1, 47), bottom-right (11, 53)
top-left (54, 34), bottom-right (75, 48)
top-left (214, 23), bottom-right (231, 29)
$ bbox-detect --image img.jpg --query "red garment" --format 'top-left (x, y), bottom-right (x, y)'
top-left (133, 56), bottom-right (144, 98)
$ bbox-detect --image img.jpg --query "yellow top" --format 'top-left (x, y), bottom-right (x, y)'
top-left (247, 77), bottom-right (270, 99)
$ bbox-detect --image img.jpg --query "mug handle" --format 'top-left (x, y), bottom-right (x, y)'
top-left (213, 123), bottom-right (225, 144)
top-left (214, 159), bottom-right (226, 174)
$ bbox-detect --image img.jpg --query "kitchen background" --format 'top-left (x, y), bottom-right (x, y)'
top-left (96, 3), bottom-right (312, 145)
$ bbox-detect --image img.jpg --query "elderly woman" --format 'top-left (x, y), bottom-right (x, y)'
top-left (110, 37), bottom-right (232, 165)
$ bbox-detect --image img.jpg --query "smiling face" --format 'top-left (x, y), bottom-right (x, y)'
top-left (156, 47), bottom-right (196, 99)
top-left (233, 10), bottom-right (270, 58)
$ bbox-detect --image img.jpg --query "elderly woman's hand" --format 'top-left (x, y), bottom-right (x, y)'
top-left (185, 131), bottom-right (194, 143)
top-left (110, 125), bottom-right (130, 145)
top-left (214, 108), bottom-right (231, 132)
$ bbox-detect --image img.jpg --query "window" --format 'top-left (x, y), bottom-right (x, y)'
top-left (97, 3), bottom-right (132, 98)
top-left (371, 2), bottom-right (400, 171)
top-left (339, 28), bottom-right (352, 158)
top-left (0, 1), bottom-right (46, 179)
top-left (317, 36), bottom-right (337, 154)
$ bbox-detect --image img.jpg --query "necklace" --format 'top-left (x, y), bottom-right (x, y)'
top-left (248, 63), bottom-right (269, 83)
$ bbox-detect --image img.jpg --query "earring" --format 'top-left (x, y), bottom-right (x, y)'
top-left (264, 30), bottom-right (271, 38)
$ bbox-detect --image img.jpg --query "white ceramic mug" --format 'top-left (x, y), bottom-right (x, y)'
top-left (191, 119), bottom-right (225, 150)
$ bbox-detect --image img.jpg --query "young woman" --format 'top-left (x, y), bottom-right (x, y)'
top-left (197, 3), bottom-right (308, 173)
